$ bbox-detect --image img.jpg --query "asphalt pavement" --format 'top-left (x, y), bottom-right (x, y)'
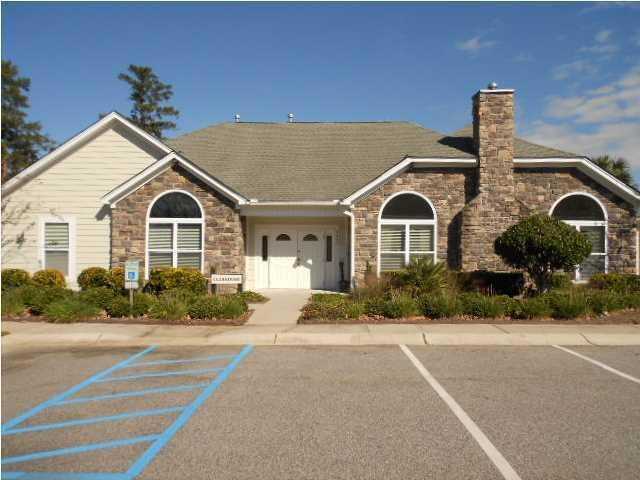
top-left (2, 344), bottom-right (639, 479)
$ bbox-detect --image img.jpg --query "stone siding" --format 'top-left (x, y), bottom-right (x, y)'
top-left (111, 163), bottom-right (245, 284)
top-left (352, 168), bottom-right (475, 285)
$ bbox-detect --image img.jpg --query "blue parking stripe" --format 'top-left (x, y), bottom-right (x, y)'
top-left (126, 344), bottom-right (253, 478)
top-left (1, 434), bottom-right (160, 465)
top-left (2, 472), bottom-right (130, 479)
top-left (56, 383), bottom-right (209, 405)
top-left (129, 354), bottom-right (235, 368)
top-left (97, 366), bottom-right (224, 383)
top-left (3, 406), bottom-right (185, 435)
top-left (1, 346), bottom-right (157, 432)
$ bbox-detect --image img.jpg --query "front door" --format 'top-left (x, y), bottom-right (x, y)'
top-left (262, 229), bottom-right (329, 289)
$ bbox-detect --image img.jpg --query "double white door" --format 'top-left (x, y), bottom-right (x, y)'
top-left (263, 229), bottom-right (327, 289)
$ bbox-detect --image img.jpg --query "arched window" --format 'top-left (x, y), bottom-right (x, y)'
top-left (147, 191), bottom-right (204, 272)
top-left (379, 192), bottom-right (436, 272)
top-left (551, 193), bottom-right (607, 281)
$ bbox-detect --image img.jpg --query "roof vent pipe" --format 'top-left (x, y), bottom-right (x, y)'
top-left (288, 113), bottom-right (294, 123)
top-left (487, 81), bottom-right (498, 90)
top-left (234, 114), bottom-right (241, 123)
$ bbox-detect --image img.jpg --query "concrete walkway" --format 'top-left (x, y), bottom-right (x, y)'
top-left (2, 320), bottom-right (639, 347)
top-left (246, 289), bottom-right (310, 325)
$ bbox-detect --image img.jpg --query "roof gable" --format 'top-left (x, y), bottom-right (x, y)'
top-left (2, 112), bottom-right (170, 196)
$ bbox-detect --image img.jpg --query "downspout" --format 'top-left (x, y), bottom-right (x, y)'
top-left (344, 209), bottom-right (355, 289)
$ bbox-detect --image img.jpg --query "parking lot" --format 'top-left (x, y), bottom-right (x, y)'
top-left (2, 344), bottom-right (639, 479)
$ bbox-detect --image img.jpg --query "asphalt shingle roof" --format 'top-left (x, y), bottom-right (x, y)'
top-left (167, 121), bottom-right (578, 202)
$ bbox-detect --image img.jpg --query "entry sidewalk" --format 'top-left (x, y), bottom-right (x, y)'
top-left (2, 321), bottom-right (639, 346)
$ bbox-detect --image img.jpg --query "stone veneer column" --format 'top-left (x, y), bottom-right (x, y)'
top-left (461, 87), bottom-right (517, 271)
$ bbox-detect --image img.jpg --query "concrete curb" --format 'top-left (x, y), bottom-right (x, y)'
top-left (2, 321), bottom-right (640, 347)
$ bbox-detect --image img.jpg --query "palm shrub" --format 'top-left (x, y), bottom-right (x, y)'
top-left (398, 257), bottom-right (448, 295)
top-left (32, 269), bottom-right (66, 288)
top-left (2, 269), bottom-right (31, 290)
top-left (494, 214), bottom-right (591, 294)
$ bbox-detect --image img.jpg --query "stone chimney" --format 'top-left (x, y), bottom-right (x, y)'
top-left (460, 83), bottom-right (518, 271)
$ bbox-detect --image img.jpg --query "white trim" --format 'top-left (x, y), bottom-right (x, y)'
top-left (145, 190), bottom-right (205, 279)
top-left (478, 89), bottom-right (515, 94)
top-left (247, 200), bottom-right (341, 206)
top-left (636, 228), bottom-right (639, 275)
top-left (341, 157), bottom-right (477, 205)
top-left (549, 192), bottom-right (608, 281)
top-left (102, 153), bottom-right (248, 207)
top-left (2, 112), bottom-right (170, 196)
top-left (515, 158), bottom-right (640, 205)
top-left (344, 210), bottom-right (355, 288)
top-left (377, 191), bottom-right (438, 276)
top-left (39, 214), bottom-right (77, 283)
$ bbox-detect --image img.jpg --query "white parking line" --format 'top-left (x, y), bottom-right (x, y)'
top-left (553, 345), bottom-right (640, 385)
top-left (399, 345), bottom-right (522, 480)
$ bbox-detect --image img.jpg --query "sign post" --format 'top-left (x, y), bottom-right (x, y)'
top-left (124, 260), bottom-right (140, 313)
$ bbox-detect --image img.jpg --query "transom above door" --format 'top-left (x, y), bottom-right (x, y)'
top-left (256, 227), bottom-right (335, 289)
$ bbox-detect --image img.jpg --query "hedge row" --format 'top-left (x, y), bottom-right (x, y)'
top-left (301, 289), bottom-right (640, 321)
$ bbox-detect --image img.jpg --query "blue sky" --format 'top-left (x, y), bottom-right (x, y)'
top-left (3, 2), bottom-right (639, 182)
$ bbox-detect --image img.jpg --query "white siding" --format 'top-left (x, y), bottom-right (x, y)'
top-left (2, 126), bottom-right (163, 286)
top-left (245, 216), bottom-right (349, 290)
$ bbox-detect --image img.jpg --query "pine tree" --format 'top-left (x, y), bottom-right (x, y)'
top-left (1, 60), bottom-right (54, 181)
top-left (593, 155), bottom-right (637, 189)
top-left (118, 65), bottom-right (179, 138)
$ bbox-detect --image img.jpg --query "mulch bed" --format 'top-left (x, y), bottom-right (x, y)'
top-left (2, 310), bottom-right (252, 327)
top-left (300, 310), bottom-right (640, 325)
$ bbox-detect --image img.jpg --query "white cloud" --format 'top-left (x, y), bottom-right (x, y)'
top-left (546, 65), bottom-right (640, 123)
top-left (552, 60), bottom-right (598, 80)
top-left (514, 52), bottom-right (533, 62)
top-left (579, 29), bottom-right (619, 55)
top-left (595, 29), bottom-right (612, 43)
top-left (524, 64), bottom-right (640, 170)
top-left (456, 35), bottom-right (496, 53)
top-left (525, 121), bottom-right (640, 167)
top-left (579, 2), bottom-right (640, 15)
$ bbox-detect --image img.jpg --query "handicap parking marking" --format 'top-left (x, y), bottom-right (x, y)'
top-left (399, 345), bottom-right (522, 480)
top-left (1, 345), bottom-right (253, 480)
top-left (553, 345), bottom-right (640, 385)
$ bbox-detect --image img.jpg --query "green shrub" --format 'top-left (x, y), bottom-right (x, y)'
top-left (459, 293), bottom-right (506, 318)
top-left (32, 269), bottom-right (66, 288)
top-left (396, 257), bottom-right (448, 295)
top-left (364, 296), bottom-right (388, 317)
top-left (621, 293), bottom-right (640, 309)
top-left (188, 296), bottom-right (223, 319)
top-left (516, 297), bottom-right (552, 319)
top-left (587, 290), bottom-right (626, 315)
top-left (79, 287), bottom-right (117, 310)
top-left (44, 297), bottom-right (101, 323)
top-left (311, 293), bottom-right (346, 305)
top-left (2, 269), bottom-right (31, 290)
top-left (344, 301), bottom-right (366, 319)
top-left (455, 271), bottom-right (526, 297)
top-left (149, 290), bottom-right (189, 321)
top-left (351, 277), bottom-right (393, 302)
top-left (418, 294), bottom-right (462, 319)
top-left (300, 295), bottom-right (355, 321)
top-left (551, 273), bottom-right (572, 290)
top-left (494, 214), bottom-right (591, 293)
top-left (217, 295), bottom-right (248, 319)
top-left (236, 291), bottom-right (268, 303)
top-left (131, 293), bottom-right (155, 317)
top-left (106, 296), bottom-right (131, 318)
top-left (146, 267), bottom-right (207, 294)
top-left (109, 267), bottom-right (126, 292)
top-left (1, 288), bottom-right (26, 315)
top-left (381, 291), bottom-right (419, 318)
top-left (590, 273), bottom-right (640, 293)
top-left (77, 267), bottom-right (114, 290)
top-left (547, 292), bottom-right (589, 319)
top-left (19, 285), bottom-right (73, 315)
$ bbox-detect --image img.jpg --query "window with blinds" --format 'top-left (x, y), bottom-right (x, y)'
top-left (379, 193), bottom-right (437, 272)
top-left (44, 223), bottom-right (69, 275)
top-left (147, 191), bottom-right (204, 273)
